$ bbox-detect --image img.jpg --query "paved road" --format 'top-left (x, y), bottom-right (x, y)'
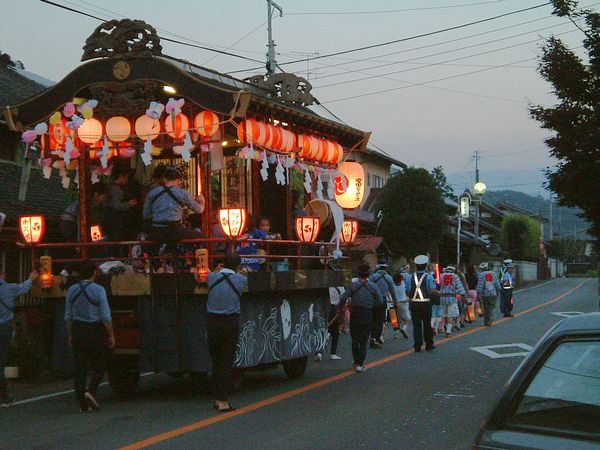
top-left (1, 278), bottom-right (596, 449)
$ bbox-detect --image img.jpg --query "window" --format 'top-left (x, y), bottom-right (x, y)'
top-left (507, 340), bottom-right (600, 437)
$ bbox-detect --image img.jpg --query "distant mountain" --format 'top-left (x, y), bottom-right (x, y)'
top-left (484, 190), bottom-right (592, 240)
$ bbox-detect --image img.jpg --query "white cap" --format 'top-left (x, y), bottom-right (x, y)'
top-left (444, 265), bottom-right (456, 272)
top-left (503, 259), bottom-right (513, 265)
top-left (479, 262), bottom-right (489, 270)
top-left (414, 255), bottom-right (429, 265)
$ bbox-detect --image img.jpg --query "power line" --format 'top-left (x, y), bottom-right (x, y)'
top-left (313, 27), bottom-right (576, 89)
top-left (482, 147), bottom-right (549, 158)
top-left (312, 20), bottom-right (573, 85)
top-left (227, 2), bottom-right (552, 74)
top-left (320, 56), bottom-right (535, 104)
top-left (287, 0), bottom-right (511, 15)
top-left (39, 0), bottom-right (266, 64)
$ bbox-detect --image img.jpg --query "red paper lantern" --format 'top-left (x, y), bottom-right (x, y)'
top-left (281, 129), bottom-right (296, 153)
top-left (164, 113), bottom-right (189, 140)
top-left (271, 126), bottom-right (283, 151)
top-left (49, 118), bottom-right (71, 151)
top-left (340, 219), bottom-right (359, 244)
top-left (298, 134), bottom-right (312, 158)
top-left (219, 208), bottom-right (247, 239)
top-left (19, 215), bottom-right (45, 244)
top-left (295, 216), bottom-right (321, 243)
top-left (194, 111), bottom-right (220, 137)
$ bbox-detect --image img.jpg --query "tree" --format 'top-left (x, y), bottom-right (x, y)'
top-left (375, 167), bottom-right (448, 257)
top-left (500, 214), bottom-right (541, 261)
top-left (431, 165), bottom-right (456, 200)
top-left (547, 237), bottom-right (587, 262)
top-left (529, 0), bottom-right (600, 238)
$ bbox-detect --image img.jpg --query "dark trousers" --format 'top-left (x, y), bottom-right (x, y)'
top-left (370, 304), bottom-right (386, 344)
top-left (500, 289), bottom-right (514, 315)
top-left (481, 296), bottom-right (497, 325)
top-left (71, 322), bottom-right (108, 409)
top-left (207, 313), bottom-right (240, 402)
top-left (328, 304), bottom-right (340, 355)
top-left (410, 301), bottom-right (433, 349)
top-left (0, 324), bottom-right (13, 400)
top-left (350, 307), bottom-right (372, 366)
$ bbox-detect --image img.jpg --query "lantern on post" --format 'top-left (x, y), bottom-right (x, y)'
top-left (19, 215), bottom-right (45, 244)
top-left (195, 248), bottom-right (209, 283)
top-left (295, 216), bottom-right (321, 243)
top-left (219, 208), bottom-right (247, 239)
top-left (334, 162), bottom-right (365, 209)
top-left (90, 225), bottom-right (104, 242)
top-left (39, 255), bottom-right (53, 289)
top-left (340, 219), bottom-right (359, 244)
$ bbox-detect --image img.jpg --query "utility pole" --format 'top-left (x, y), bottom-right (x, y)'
top-left (473, 151), bottom-right (481, 239)
top-left (266, 0), bottom-right (283, 75)
top-left (474, 150), bottom-right (480, 183)
top-left (549, 194), bottom-right (553, 239)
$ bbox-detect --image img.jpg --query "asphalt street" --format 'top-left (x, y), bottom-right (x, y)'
top-left (0, 277), bottom-right (596, 450)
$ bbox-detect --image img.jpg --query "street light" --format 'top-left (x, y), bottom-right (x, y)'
top-left (457, 192), bottom-right (471, 268)
top-left (473, 181), bottom-right (487, 239)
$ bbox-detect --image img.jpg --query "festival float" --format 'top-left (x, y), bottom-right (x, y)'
top-left (3, 19), bottom-right (369, 393)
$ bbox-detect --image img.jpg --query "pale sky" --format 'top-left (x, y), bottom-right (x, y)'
top-left (2, 0), bottom-right (595, 192)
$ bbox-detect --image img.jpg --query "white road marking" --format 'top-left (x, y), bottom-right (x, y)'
top-left (11, 372), bottom-right (155, 406)
top-left (551, 311), bottom-right (585, 318)
top-left (433, 393), bottom-right (475, 398)
top-left (470, 343), bottom-right (533, 359)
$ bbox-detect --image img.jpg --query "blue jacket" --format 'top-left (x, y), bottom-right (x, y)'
top-left (207, 269), bottom-right (248, 315)
top-left (143, 185), bottom-right (204, 225)
top-left (64, 281), bottom-right (112, 323)
top-left (341, 279), bottom-right (382, 309)
top-left (405, 271), bottom-right (437, 301)
top-left (0, 279), bottom-right (32, 325)
top-left (369, 270), bottom-right (398, 303)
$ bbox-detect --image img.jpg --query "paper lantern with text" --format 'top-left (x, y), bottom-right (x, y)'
top-left (49, 118), bottom-right (70, 150)
top-left (39, 256), bottom-right (53, 289)
top-left (77, 118), bottom-right (103, 145)
top-left (340, 219), bottom-right (359, 244)
top-left (105, 116), bottom-right (131, 142)
top-left (219, 208), bottom-right (247, 239)
top-left (164, 113), bottom-right (189, 140)
top-left (195, 248), bottom-right (209, 283)
top-left (19, 215), bottom-right (45, 244)
top-left (90, 225), bottom-right (104, 241)
top-left (334, 162), bottom-right (365, 209)
top-left (295, 216), bottom-right (321, 243)
top-left (194, 111), bottom-right (220, 137)
top-left (135, 115), bottom-right (160, 141)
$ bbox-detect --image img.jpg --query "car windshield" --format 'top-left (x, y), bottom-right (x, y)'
top-left (508, 340), bottom-right (600, 436)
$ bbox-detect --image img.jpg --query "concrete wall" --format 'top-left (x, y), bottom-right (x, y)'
top-left (513, 260), bottom-right (538, 282)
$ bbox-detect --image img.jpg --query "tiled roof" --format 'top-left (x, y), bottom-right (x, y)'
top-left (0, 161), bottom-right (70, 227)
top-left (0, 64), bottom-right (47, 107)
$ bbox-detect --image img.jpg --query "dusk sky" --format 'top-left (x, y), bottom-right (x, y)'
top-left (3, 0), bottom-right (595, 193)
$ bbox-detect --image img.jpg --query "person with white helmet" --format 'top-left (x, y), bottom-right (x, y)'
top-left (404, 255), bottom-right (440, 352)
top-left (500, 263), bottom-right (516, 318)
top-left (439, 265), bottom-right (466, 337)
top-left (368, 260), bottom-right (398, 348)
top-left (476, 262), bottom-right (502, 326)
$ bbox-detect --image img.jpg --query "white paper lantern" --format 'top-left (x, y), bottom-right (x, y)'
top-left (77, 118), bottom-right (103, 145)
top-left (105, 116), bottom-right (131, 142)
top-left (135, 115), bottom-right (160, 141)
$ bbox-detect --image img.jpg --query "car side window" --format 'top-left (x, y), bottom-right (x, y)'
top-left (506, 340), bottom-right (600, 437)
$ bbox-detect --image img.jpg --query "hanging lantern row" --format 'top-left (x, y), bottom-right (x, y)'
top-left (237, 118), bottom-right (343, 164)
top-left (73, 111), bottom-right (221, 145)
top-left (237, 118), bottom-right (296, 153)
top-left (297, 135), bottom-right (343, 164)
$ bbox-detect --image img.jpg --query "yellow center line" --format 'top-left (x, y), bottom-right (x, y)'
top-left (120, 279), bottom-right (590, 450)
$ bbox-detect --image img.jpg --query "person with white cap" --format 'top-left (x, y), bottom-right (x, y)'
top-left (340, 263), bottom-right (382, 372)
top-left (368, 260), bottom-right (398, 348)
top-left (476, 262), bottom-right (502, 326)
top-left (439, 265), bottom-right (466, 337)
top-left (500, 258), bottom-right (513, 280)
top-left (404, 255), bottom-right (440, 352)
top-left (500, 263), bottom-right (516, 318)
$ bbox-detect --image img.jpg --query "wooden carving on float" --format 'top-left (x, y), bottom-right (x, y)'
top-left (247, 73), bottom-right (315, 106)
top-left (89, 81), bottom-right (161, 117)
top-left (81, 19), bottom-right (163, 62)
